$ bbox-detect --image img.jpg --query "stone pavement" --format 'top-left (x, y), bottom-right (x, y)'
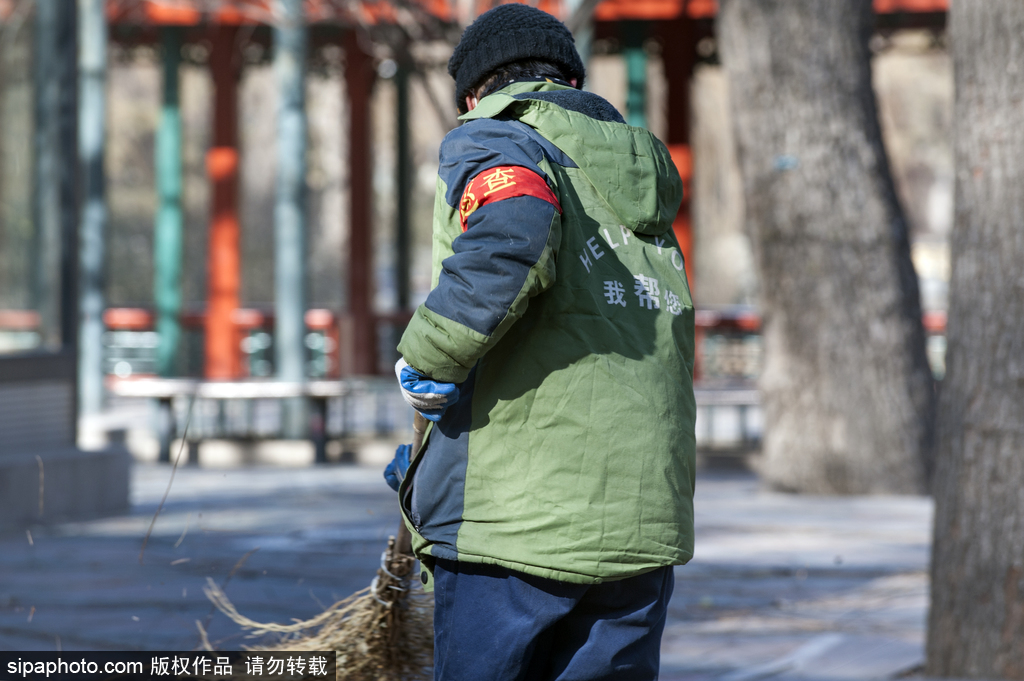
top-left (662, 470), bottom-right (931, 681)
top-left (0, 456), bottom-right (934, 680)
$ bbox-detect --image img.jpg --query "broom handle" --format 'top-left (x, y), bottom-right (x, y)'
top-left (394, 412), bottom-right (429, 561)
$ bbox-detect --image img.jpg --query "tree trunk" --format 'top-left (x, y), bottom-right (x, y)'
top-left (717, 0), bottom-right (934, 494)
top-left (926, 3), bottom-right (1024, 676)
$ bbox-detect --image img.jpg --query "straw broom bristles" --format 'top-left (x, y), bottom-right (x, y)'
top-left (205, 415), bottom-right (434, 680)
top-left (204, 540), bottom-right (433, 680)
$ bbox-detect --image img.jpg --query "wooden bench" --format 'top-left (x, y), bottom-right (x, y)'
top-left (694, 387), bottom-right (762, 452)
top-left (108, 378), bottom-right (373, 464)
top-left (110, 379), bottom-right (763, 465)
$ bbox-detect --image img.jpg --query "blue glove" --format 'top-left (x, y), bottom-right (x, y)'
top-left (395, 358), bottom-right (460, 422)
top-left (384, 443), bottom-right (412, 492)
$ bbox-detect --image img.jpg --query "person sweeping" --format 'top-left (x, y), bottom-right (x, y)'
top-left (388, 4), bottom-right (697, 679)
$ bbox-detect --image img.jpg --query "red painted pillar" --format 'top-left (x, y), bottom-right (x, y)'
top-left (669, 145), bottom-right (693, 278)
top-left (343, 32), bottom-right (377, 375)
top-left (661, 17), bottom-right (697, 288)
top-left (205, 25), bottom-right (242, 379)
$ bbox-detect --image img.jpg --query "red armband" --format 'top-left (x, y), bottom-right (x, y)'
top-left (458, 165), bottom-right (562, 232)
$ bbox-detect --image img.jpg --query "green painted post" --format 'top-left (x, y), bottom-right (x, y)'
top-left (623, 20), bottom-right (647, 129)
top-left (33, 0), bottom-right (74, 351)
top-left (395, 58), bottom-right (411, 311)
top-left (34, 1), bottom-right (79, 352)
top-left (575, 23), bottom-right (594, 84)
top-left (78, 0), bottom-right (106, 415)
top-left (154, 28), bottom-right (183, 377)
top-left (274, 0), bottom-right (308, 437)
top-left (565, 0), bottom-right (594, 83)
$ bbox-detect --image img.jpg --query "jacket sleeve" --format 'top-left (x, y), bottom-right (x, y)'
top-left (397, 120), bottom-right (562, 384)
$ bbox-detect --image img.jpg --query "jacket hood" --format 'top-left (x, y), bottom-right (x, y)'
top-left (460, 82), bottom-right (683, 237)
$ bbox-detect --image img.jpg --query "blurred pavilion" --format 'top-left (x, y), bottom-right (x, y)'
top-left (0, 0), bottom-right (948, 524)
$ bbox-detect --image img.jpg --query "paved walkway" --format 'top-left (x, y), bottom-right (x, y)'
top-left (0, 458), bottom-right (934, 680)
top-left (663, 470), bottom-right (931, 680)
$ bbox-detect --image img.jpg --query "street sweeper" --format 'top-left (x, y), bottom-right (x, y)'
top-left (388, 4), bottom-right (697, 679)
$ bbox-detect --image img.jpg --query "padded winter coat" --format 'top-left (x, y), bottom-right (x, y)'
top-left (397, 80), bottom-right (696, 588)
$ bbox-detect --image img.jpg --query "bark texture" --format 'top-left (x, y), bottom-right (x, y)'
top-left (926, 3), bottom-right (1024, 676)
top-left (718, 0), bottom-right (934, 494)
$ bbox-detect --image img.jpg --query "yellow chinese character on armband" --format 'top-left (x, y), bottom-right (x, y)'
top-left (482, 167), bottom-right (517, 196)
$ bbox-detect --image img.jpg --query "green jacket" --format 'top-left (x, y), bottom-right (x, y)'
top-left (398, 81), bottom-right (696, 588)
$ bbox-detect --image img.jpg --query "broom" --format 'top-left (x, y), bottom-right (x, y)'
top-left (205, 412), bottom-right (433, 681)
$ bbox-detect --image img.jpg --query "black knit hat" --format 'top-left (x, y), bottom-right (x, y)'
top-left (448, 3), bottom-right (585, 114)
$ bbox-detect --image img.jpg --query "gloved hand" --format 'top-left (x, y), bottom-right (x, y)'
top-left (384, 443), bottom-right (412, 492)
top-left (395, 358), bottom-right (460, 422)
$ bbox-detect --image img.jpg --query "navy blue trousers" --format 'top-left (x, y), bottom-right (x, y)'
top-left (432, 558), bottom-right (674, 681)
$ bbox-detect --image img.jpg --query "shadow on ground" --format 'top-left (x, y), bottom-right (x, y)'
top-left (1, 458), bottom-right (935, 681)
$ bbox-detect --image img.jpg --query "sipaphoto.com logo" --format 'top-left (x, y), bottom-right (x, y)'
top-left (7, 657), bottom-right (143, 678)
top-left (0, 650), bottom-right (337, 680)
